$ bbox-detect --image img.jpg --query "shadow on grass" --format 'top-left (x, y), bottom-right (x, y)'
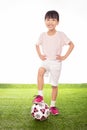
top-left (27, 114), bottom-right (60, 130)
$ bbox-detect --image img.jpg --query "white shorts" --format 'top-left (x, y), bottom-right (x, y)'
top-left (41, 60), bottom-right (62, 86)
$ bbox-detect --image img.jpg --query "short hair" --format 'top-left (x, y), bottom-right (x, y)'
top-left (45, 10), bottom-right (59, 21)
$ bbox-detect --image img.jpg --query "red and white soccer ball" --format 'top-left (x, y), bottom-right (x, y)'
top-left (31, 102), bottom-right (50, 121)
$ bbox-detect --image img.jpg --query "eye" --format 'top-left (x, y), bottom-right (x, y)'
top-left (46, 18), bottom-right (50, 21)
top-left (52, 19), bottom-right (56, 21)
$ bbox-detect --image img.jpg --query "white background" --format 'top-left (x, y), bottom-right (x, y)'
top-left (0, 0), bottom-right (87, 84)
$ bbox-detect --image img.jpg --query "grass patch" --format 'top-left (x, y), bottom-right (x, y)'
top-left (0, 84), bottom-right (87, 130)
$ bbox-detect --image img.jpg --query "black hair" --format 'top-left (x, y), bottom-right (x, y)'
top-left (45, 10), bottom-right (59, 21)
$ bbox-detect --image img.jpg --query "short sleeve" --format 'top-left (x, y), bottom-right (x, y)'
top-left (36, 33), bottom-right (44, 45)
top-left (61, 32), bottom-right (71, 46)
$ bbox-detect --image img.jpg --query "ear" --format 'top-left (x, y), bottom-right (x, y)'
top-left (57, 21), bottom-right (59, 25)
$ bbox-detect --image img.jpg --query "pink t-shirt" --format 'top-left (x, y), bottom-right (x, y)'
top-left (36, 31), bottom-right (71, 60)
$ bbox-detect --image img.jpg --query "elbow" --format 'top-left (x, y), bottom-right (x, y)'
top-left (71, 43), bottom-right (74, 49)
top-left (36, 44), bottom-right (39, 48)
top-left (72, 43), bottom-right (74, 49)
top-left (69, 41), bottom-right (74, 49)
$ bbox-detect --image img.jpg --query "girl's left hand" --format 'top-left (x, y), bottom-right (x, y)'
top-left (56, 55), bottom-right (67, 61)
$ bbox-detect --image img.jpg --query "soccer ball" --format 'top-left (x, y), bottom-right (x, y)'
top-left (31, 102), bottom-right (50, 121)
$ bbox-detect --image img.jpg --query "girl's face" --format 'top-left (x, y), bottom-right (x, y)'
top-left (45, 18), bottom-right (58, 31)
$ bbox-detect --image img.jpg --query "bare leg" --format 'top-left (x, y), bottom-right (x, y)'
top-left (33, 67), bottom-right (46, 103)
top-left (37, 67), bottom-right (46, 90)
top-left (50, 86), bottom-right (58, 106)
top-left (50, 86), bottom-right (59, 115)
top-left (52, 86), bottom-right (58, 100)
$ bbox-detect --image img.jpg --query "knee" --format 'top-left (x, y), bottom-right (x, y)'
top-left (38, 67), bottom-right (45, 77)
top-left (52, 86), bottom-right (58, 91)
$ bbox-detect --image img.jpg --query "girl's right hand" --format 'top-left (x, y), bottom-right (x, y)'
top-left (39, 54), bottom-right (47, 60)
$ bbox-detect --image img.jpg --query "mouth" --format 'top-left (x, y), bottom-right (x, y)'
top-left (48, 25), bottom-right (53, 28)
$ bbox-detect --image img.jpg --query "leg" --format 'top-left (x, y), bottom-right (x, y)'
top-left (51, 86), bottom-right (58, 101)
top-left (37, 67), bottom-right (46, 90)
top-left (49, 61), bottom-right (61, 115)
top-left (51, 86), bottom-right (58, 107)
top-left (50, 86), bottom-right (59, 115)
top-left (33, 67), bottom-right (46, 103)
top-left (50, 61), bottom-right (61, 107)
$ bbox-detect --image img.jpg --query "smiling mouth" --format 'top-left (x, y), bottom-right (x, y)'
top-left (48, 25), bottom-right (53, 28)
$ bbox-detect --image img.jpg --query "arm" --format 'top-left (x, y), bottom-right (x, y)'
top-left (36, 44), bottom-right (46, 60)
top-left (56, 41), bottom-right (74, 61)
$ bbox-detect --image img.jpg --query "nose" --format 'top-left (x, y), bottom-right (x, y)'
top-left (48, 20), bottom-right (53, 24)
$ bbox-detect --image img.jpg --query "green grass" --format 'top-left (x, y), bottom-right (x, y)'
top-left (0, 84), bottom-right (87, 130)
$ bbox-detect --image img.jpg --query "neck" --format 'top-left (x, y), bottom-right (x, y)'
top-left (47, 29), bottom-right (57, 35)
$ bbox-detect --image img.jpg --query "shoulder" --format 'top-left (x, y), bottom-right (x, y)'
top-left (57, 31), bottom-right (69, 39)
top-left (37, 32), bottom-right (46, 43)
top-left (57, 31), bottom-right (66, 36)
top-left (38, 32), bottom-right (47, 40)
top-left (39, 32), bottom-right (46, 37)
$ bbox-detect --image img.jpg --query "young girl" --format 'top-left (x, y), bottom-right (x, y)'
top-left (33, 10), bottom-right (74, 115)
